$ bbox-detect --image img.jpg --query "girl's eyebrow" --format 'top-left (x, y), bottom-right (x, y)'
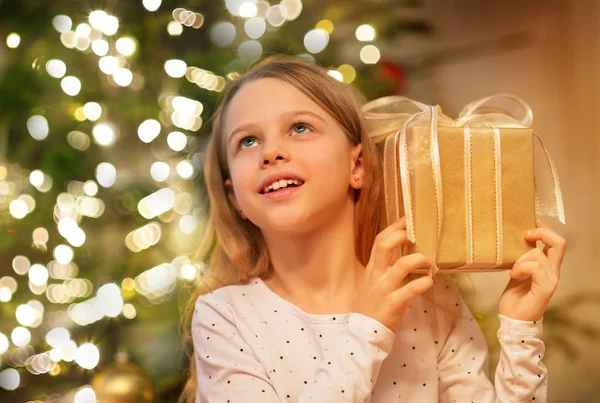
top-left (227, 109), bottom-right (326, 146)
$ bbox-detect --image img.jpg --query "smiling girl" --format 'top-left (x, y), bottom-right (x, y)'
top-left (180, 55), bottom-right (566, 403)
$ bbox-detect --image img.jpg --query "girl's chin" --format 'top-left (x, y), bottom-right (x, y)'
top-left (255, 214), bottom-right (314, 234)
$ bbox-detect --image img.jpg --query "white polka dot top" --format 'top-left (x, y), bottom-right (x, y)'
top-left (192, 274), bottom-right (546, 402)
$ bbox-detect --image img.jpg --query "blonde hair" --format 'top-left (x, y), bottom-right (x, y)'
top-left (178, 54), bottom-right (386, 402)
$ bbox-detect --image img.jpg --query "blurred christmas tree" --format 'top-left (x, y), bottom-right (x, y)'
top-left (0, 0), bottom-right (431, 401)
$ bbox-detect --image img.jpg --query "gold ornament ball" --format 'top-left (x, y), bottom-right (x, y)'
top-left (91, 361), bottom-right (154, 403)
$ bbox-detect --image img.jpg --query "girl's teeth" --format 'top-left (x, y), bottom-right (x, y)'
top-left (262, 179), bottom-right (303, 193)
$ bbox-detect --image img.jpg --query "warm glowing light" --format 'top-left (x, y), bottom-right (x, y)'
top-left (167, 131), bottom-right (187, 151)
top-left (167, 21), bottom-right (183, 36)
top-left (9, 199), bottom-right (28, 219)
top-left (92, 123), bottom-right (116, 146)
top-left (11, 326), bottom-right (31, 347)
top-left (281, 0), bottom-right (303, 21)
top-left (355, 24), bottom-right (376, 41)
top-left (0, 333), bottom-right (9, 354)
top-left (83, 102), bottom-right (102, 121)
top-left (54, 245), bottom-right (74, 264)
top-left (138, 119), bottom-right (161, 143)
top-left (6, 33), bottom-right (21, 48)
top-left (304, 29), bottom-right (329, 54)
top-left (101, 15), bottom-right (119, 36)
top-left (266, 5), bottom-right (287, 26)
top-left (83, 180), bottom-right (99, 196)
top-left (74, 386), bottom-right (96, 403)
top-left (0, 368), bottom-right (20, 390)
top-left (316, 19), bottom-right (334, 34)
top-left (91, 39), bottom-right (109, 56)
top-left (89, 10), bottom-right (107, 30)
top-left (113, 68), bottom-right (133, 87)
top-left (53, 15), bottom-right (73, 33)
top-left (176, 160), bottom-right (194, 179)
top-left (164, 59), bottom-right (187, 78)
top-left (27, 115), bottom-right (49, 141)
top-left (46, 59), bottom-right (67, 78)
top-left (122, 303), bottom-right (136, 319)
top-left (29, 264), bottom-right (49, 286)
top-left (244, 17), bottom-right (266, 39)
top-left (239, 2), bottom-right (257, 18)
top-left (360, 44), bottom-right (381, 64)
top-left (115, 37), bottom-right (137, 56)
top-left (75, 343), bottom-right (100, 369)
top-left (150, 162), bottom-right (170, 182)
top-left (142, 0), bottom-right (162, 12)
top-left (96, 162), bottom-right (117, 188)
top-left (99, 56), bottom-right (119, 75)
top-left (181, 264), bottom-right (197, 280)
top-left (29, 170), bottom-right (44, 187)
top-left (338, 64), bottom-right (357, 83)
top-left (75, 23), bottom-right (92, 38)
top-left (327, 70), bottom-right (343, 82)
top-left (61, 76), bottom-right (82, 96)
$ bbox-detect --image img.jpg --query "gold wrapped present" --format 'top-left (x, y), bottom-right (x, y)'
top-left (363, 94), bottom-right (566, 277)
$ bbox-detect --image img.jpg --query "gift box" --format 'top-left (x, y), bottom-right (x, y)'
top-left (363, 94), bottom-right (566, 276)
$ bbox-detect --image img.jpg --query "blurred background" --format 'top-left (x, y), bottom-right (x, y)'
top-left (0, 0), bottom-right (597, 402)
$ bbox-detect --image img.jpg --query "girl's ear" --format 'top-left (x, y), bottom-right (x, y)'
top-left (224, 178), bottom-right (241, 211)
top-left (350, 143), bottom-right (364, 189)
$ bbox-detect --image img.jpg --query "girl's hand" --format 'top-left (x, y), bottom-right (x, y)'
top-left (353, 216), bottom-right (435, 332)
top-left (499, 218), bottom-right (567, 322)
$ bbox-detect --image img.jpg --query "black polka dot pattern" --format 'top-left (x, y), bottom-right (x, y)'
top-left (189, 275), bottom-right (548, 402)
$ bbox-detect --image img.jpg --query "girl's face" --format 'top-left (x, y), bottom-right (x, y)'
top-left (223, 78), bottom-right (363, 235)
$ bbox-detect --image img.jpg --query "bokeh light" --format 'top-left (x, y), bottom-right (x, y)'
top-left (92, 123), bottom-right (116, 146)
top-left (74, 386), bottom-right (96, 403)
top-left (61, 76), bottom-right (82, 96)
top-left (95, 162), bottom-right (117, 188)
top-left (75, 343), bottom-right (100, 369)
top-left (150, 161), bottom-right (170, 182)
top-left (0, 368), bottom-right (20, 391)
top-left (355, 24), bottom-right (376, 41)
top-left (304, 28), bottom-right (329, 54)
top-left (142, 0), bottom-right (162, 12)
top-left (53, 15), bottom-right (73, 33)
top-left (11, 326), bottom-right (31, 347)
top-left (167, 21), bottom-right (183, 36)
top-left (45, 59), bottom-right (67, 78)
top-left (27, 115), bottom-right (49, 141)
top-left (164, 59), bottom-right (187, 78)
top-left (211, 22), bottom-right (236, 47)
top-left (116, 37), bottom-right (137, 56)
top-left (138, 119), bottom-right (161, 143)
top-left (360, 44), bottom-right (381, 64)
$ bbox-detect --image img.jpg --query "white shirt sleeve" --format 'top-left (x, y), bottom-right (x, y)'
top-left (435, 279), bottom-right (547, 402)
top-left (192, 292), bottom-right (397, 403)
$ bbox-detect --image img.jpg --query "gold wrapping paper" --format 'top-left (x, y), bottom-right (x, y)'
top-left (411, 126), bottom-right (536, 272)
top-left (364, 94), bottom-right (566, 277)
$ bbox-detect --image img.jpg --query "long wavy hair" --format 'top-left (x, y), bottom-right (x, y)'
top-left (179, 54), bottom-right (386, 402)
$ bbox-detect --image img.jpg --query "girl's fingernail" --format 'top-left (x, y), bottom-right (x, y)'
top-left (526, 230), bottom-right (533, 236)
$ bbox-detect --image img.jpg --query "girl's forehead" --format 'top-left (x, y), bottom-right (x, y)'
top-left (223, 78), bottom-right (331, 135)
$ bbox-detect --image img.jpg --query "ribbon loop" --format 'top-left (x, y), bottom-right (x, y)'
top-left (458, 93), bottom-right (534, 127)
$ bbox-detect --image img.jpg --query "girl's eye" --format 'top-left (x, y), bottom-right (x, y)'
top-left (237, 136), bottom-right (257, 150)
top-left (235, 122), bottom-right (312, 151)
top-left (292, 122), bottom-right (311, 134)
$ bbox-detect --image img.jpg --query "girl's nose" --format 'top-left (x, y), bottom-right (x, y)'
top-left (260, 138), bottom-right (289, 166)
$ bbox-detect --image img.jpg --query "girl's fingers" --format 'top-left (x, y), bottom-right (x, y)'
top-left (369, 217), bottom-right (409, 274)
top-left (524, 225), bottom-right (566, 273)
top-left (510, 259), bottom-right (557, 294)
top-left (392, 275), bottom-right (434, 303)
